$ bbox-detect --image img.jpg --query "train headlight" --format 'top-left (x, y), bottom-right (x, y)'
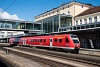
top-left (77, 45), bottom-right (78, 47)
top-left (75, 44), bottom-right (78, 47)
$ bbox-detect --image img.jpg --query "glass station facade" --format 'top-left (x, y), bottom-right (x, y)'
top-left (35, 14), bottom-right (72, 33)
top-left (0, 20), bottom-right (41, 30)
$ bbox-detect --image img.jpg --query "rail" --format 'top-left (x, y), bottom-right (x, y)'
top-left (1, 46), bottom-right (100, 67)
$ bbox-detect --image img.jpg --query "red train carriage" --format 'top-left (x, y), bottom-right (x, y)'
top-left (9, 38), bottom-right (19, 46)
top-left (9, 34), bottom-right (80, 53)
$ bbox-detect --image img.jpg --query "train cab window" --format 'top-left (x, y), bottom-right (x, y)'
top-left (65, 38), bottom-right (69, 42)
top-left (59, 39), bottom-right (62, 43)
top-left (44, 39), bottom-right (46, 42)
top-left (54, 39), bottom-right (57, 42)
top-left (40, 39), bottom-right (42, 42)
top-left (71, 36), bottom-right (77, 38)
top-left (73, 39), bottom-right (79, 43)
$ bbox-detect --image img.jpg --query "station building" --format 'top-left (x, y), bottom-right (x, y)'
top-left (34, 1), bottom-right (93, 33)
top-left (0, 19), bottom-right (41, 38)
top-left (34, 1), bottom-right (100, 49)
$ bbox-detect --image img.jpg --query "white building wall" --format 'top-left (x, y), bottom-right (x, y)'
top-left (0, 31), bottom-right (13, 38)
top-left (34, 2), bottom-right (93, 24)
top-left (0, 31), bottom-right (24, 38)
top-left (75, 12), bottom-right (100, 25)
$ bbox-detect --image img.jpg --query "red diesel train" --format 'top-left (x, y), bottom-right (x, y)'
top-left (9, 34), bottom-right (80, 53)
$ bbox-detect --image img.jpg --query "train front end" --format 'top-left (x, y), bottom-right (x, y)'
top-left (70, 34), bottom-right (80, 54)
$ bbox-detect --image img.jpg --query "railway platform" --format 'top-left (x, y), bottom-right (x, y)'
top-left (0, 43), bottom-right (100, 56)
top-left (80, 48), bottom-right (100, 56)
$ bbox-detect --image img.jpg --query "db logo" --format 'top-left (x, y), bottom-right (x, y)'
top-left (66, 44), bottom-right (69, 47)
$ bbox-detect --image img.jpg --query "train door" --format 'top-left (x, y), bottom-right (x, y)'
top-left (22, 39), bottom-right (25, 45)
top-left (50, 38), bottom-right (52, 47)
top-left (23, 39), bottom-right (27, 45)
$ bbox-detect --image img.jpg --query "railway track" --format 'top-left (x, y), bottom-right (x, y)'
top-left (0, 46), bottom-right (100, 67)
top-left (0, 47), bottom-right (80, 67)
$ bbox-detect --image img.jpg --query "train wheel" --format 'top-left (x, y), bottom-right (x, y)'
top-left (9, 44), bottom-right (14, 47)
top-left (75, 49), bottom-right (79, 54)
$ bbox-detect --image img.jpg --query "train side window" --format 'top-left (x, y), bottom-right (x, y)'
top-left (36, 39), bottom-right (38, 42)
top-left (20, 40), bottom-right (21, 42)
top-left (59, 39), bottom-right (62, 43)
top-left (44, 39), bottom-right (46, 42)
top-left (35, 39), bottom-right (36, 42)
top-left (37, 39), bottom-right (39, 42)
top-left (54, 39), bottom-right (57, 42)
top-left (33, 39), bottom-right (34, 42)
top-left (65, 38), bottom-right (69, 42)
top-left (30, 39), bottom-right (32, 42)
top-left (40, 39), bottom-right (42, 42)
top-left (30, 39), bottom-right (34, 42)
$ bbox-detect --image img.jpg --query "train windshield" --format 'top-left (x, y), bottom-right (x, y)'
top-left (71, 35), bottom-right (78, 38)
top-left (73, 39), bottom-right (79, 44)
top-left (71, 35), bottom-right (79, 44)
top-left (14, 38), bottom-right (20, 42)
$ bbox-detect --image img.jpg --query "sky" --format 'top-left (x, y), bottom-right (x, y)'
top-left (0, 0), bottom-right (100, 21)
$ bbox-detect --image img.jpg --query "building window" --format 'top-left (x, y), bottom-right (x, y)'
top-left (80, 19), bottom-right (82, 24)
top-left (94, 16), bottom-right (97, 22)
top-left (1, 32), bottom-right (4, 34)
top-left (53, 11), bottom-right (54, 13)
top-left (99, 16), bottom-right (100, 21)
top-left (89, 17), bottom-right (92, 23)
top-left (1, 35), bottom-right (4, 37)
top-left (8, 32), bottom-right (12, 34)
top-left (84, 18), bottom-right (87, 24)
top-left (63, 7), bottom-right (64, 10)
top-left (68, 22), bottom-right (71, 26)
top-left (57, 10), bottom-right (59, 12)
top-left (49, 13), bottom-right (50, 15)
top-left (68, 11), bottom-right (70, 15)
top-left (76, 20), bottom-right (78, 25)
top-left (68, 5), bottom-right (70, 8)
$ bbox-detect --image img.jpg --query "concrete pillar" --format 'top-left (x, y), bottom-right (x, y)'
top-left (33, 23), bottom-right (34, 30)
top-left (52, 17), bottom-right (54, 32)
top-left (59, 14), bottom-right (61, 29)
top-left (41, 20), bottom-right (43, 34)
top-left (25, 22), bottom-right (26, 29)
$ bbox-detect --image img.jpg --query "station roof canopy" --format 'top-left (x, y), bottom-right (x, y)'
top-left (0, 19), bottom-right (33, 23)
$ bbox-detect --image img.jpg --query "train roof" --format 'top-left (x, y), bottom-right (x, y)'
top-left (0, 32), bottom-right (77, 39)
top-left (18, 32), bottom-right (72, 37)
